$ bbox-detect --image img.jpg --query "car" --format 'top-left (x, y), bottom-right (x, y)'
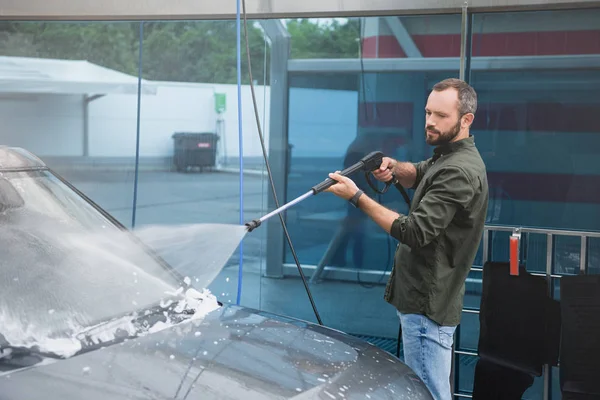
top-left (0, 146), bottom-right (433, 399)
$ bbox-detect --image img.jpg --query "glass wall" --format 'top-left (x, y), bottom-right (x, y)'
top-left (0, 20), bottom-right (271, 310)
top-left (276, 8), bottom-right (600, 400)
top-left (3, 9), bottom-right (600, 400)
top-left (273, 14), bottom-right (463, 343)
top-left (456, 8), bottom-right (600, 399)
top-left (134, 20), bottom-right (271, 309)
top-left (0, 21), bottom-right (141, 225)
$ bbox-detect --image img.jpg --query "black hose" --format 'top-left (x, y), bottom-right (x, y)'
top-left (240, 1), bottom-right (323, 325)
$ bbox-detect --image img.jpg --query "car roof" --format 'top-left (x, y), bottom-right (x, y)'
top-left (0, 146), bottom-right (47, 171)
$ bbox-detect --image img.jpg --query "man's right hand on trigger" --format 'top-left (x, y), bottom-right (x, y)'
top-left (372, 157), bottom-right (396, 182)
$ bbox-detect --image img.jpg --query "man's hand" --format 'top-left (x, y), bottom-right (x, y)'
top-left (324, 171), bottom-right (360, 200)
top-left (372, 157), bottom-right (397, 183)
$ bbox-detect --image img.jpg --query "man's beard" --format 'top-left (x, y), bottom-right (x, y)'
top-left (425, 118), bottom-right (461, 146)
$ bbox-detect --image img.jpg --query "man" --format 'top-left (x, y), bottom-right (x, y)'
top-left (325, 78), bottom-right (488, 400)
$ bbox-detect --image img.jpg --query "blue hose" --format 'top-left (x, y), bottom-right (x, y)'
top-left (236, 0), bottom-right (244, 305)
top-left (131, 21), bottom-right (144, 229)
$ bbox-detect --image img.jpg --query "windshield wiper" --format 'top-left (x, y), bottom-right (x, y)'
top-left (0, 290), bottom-right (221, 372)
top-left (0, 303), bottom-right (188, 372)
top-left (73, 296), bottom-right (203, 354)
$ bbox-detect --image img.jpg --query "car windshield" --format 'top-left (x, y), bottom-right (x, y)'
top-left (0, 169), bottom-right (199, 357)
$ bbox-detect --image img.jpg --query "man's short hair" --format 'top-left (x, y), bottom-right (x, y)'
top-left (432, 78), bottom-right (477, 116)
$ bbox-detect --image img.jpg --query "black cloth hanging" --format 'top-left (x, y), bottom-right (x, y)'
top-left (473, 261), bottom-right (561, 400)
top-left (559, 274), bottom-right (600, 399)
top-left (472, 358), bottom-right (535, 400)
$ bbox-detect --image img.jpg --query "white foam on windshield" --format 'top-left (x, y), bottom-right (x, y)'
top-left (0, 218), bottom-right (246, 358)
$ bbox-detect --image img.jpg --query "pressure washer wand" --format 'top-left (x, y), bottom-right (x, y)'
top-left (245, 151), bottom-right (388, 232)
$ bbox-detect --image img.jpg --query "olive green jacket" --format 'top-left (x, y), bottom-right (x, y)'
top-left (384, 136), bottom-right (489, 326)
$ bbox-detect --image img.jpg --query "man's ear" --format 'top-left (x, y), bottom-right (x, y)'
top-left (462, 113), bottom-right (475, 129)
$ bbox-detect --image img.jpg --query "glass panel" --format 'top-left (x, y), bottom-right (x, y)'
top-left (551, 366), bottom-right (561, 400)
top-left (286, 18), bottom-right (360, 59)
top-left (524, 233), bottom-right (549, 273)
top-left (553, 277), bottom-right (561, 301)
top-left (464, 269), bottom-right (483, 310)
top-left (0, 21), bottom-right (141, 227)
top-left (286, 15), bottom-right (463, 60)
top-left (473, 237), bottom-right (485, 266)
top-left (589, 237), bottom-right (600, 275)
top-left (521, 375), bottom-right (544, 400)
top-left (471, 9), bottom-right (600, 399)
top-left (134, 20), bottom-right (271, 309)
top-left (457, 311), bottom-right (480, 352)
top-left (488, 230), bottom-right (511, 263)
top-left (276, 14), bottom-right (462, 334)
top-left (455, 354), bottom-right (478, 394)
top-left (471, 9), bottom-right (600, 234)
top-left (554, 235), bottom-right (581, 276)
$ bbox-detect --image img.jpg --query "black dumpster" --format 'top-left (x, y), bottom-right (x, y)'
top-left (172, 132), bottom-right (219, 172)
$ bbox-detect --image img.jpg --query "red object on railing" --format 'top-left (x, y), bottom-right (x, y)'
top-left (509, 232), bottom-right (520, 276)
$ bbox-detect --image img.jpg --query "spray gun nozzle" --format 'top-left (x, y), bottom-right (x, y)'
top-left (245, 219), bottom-right (261, 232)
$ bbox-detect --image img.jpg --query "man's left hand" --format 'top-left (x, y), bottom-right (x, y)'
top-left (324, 171), bottom-right (360, 200)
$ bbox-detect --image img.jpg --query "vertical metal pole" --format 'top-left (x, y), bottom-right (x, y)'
top-left (235, 0), bottom-right (244, 305)
top-left (463, 12), bottom-right (473, 83)
top-left (543, 233), bottom-right (553, 400)
top-left (132, 22), bottom-right (143, 229)
top-left (455, 8), bottom-right (471, 396)
top-left (453, 8), bottom-right (466, 391)
top-left (459, 1), bottom-right (469, 81)
top-left (482, 229), bottom-right (489, 264)
top-left (82, 95), bottom-right (89, 157)
top-left (580, 236), bottom-right (587, 274)
top-left (454, 4), bottom-right (471, 386)
top-left (260, 20), bottom-right (291, 278)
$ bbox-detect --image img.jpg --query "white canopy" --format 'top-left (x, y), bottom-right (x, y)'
top-left (0, 56), bottom-right (157, 96)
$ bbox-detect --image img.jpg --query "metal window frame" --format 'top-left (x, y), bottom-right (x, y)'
top-left (287, 54), bottom-right (600, 73)
top-left (260, 19), bottom-right (290, 279)
top-left (2, 0), bottom-right (600, 20)
top-left (282, 225), bottom-right (599, 398)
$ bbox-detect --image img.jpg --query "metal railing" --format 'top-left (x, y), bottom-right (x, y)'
top-left (452, 224), bottom-right (600, 400)
top-left (280, 223), bottom-right (599, 398)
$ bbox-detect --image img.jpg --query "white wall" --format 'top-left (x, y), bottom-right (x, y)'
top-left (88, 81), bottom-right (271, 161)
top-left (1, 82), bottom-right (361, 164)
top-left (0, 93), bottom-right (83, 156)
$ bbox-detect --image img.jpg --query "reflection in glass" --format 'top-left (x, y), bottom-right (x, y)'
top-left (456, 354), bottom-right (477, 394)
top-left (134, 20), bottom-right (271, 309)
top-left (279, 14), bottom-right (462, 343)
top-left (0, 21), bottom-right (143, 227)
top-left (278, 10), bottom-right (599, 400)
top-left (457, 312), bottom-right (480, 352)
top-left (469, 9), bottom-right (600, 399)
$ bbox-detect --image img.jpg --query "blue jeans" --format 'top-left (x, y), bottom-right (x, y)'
top-left (398, 312), bottom-right (456, 400)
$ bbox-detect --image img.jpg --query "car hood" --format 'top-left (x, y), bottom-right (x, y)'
top-left (0, 305), bottom-right (432, 399)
